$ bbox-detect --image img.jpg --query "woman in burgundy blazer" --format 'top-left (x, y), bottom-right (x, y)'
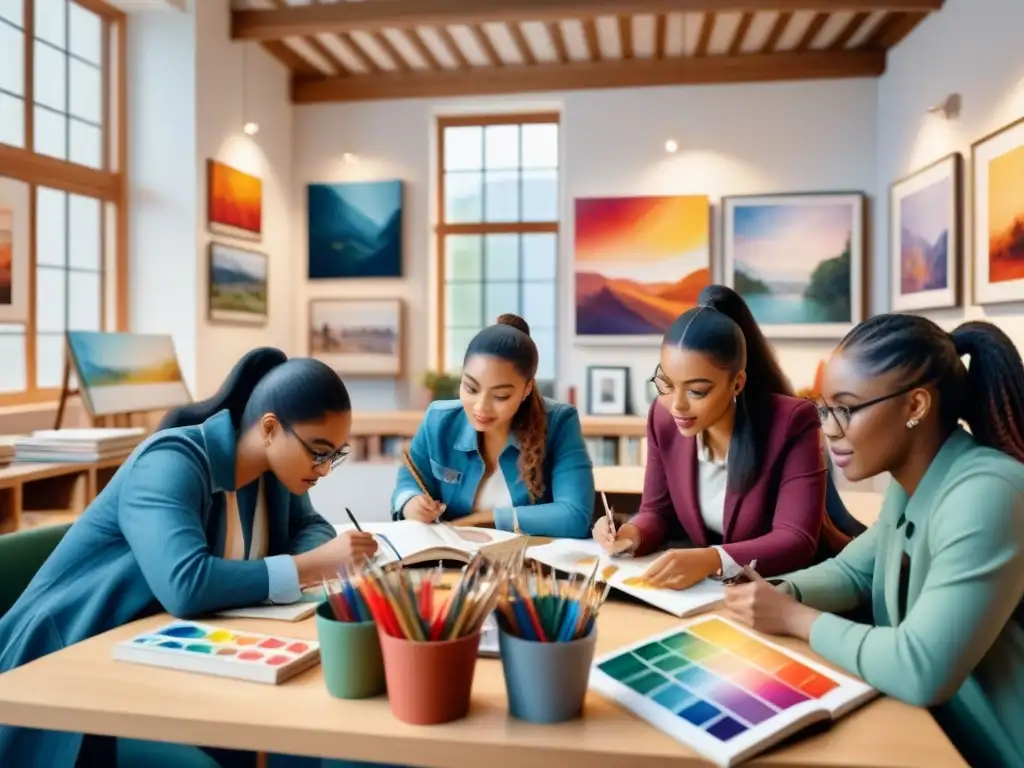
top-left (594, 285), bottom-right (849, 588)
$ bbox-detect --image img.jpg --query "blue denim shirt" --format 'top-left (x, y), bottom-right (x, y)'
top-left (391, 398), bottom-right (595, 539)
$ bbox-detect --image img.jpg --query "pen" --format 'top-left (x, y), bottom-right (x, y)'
top-left (344, 506), bottom-right (363, 532)
top-left (601, 491), bottom-right (616, 535)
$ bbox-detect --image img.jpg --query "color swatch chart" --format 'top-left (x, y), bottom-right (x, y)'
top-left (112, 621), bottom-right (320, 684)
top-left (590, 616), bottom-right (871, 764)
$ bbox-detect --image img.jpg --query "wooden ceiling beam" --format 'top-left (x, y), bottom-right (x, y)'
top-left (233, 0), bottom-right (944, 41)
top-left (292, 48), bottom-right (886, 103)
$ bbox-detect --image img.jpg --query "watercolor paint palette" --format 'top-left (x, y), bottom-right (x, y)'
top-left (589, 616), bottom-right (875, 767)
top-left (112, 621), bottom-right (321, 685)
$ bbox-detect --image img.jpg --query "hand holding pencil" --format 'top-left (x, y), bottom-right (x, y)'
top-left (400, 449), bottom-right (447, 523)
top-left (591, 492), bottom-right (638, 556)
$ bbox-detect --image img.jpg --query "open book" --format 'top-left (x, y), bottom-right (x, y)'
top-left (342, 520), bottom-right (522, 567)
top-left (590, 615), bottom-right (876, 767)
top-left (526, 539), bottom-right (724, 618)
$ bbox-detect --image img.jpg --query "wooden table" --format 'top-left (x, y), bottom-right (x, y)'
top-left (0, 601), bottom-right (964, 767)
top-left (592, 466), bottom-right (885, 528)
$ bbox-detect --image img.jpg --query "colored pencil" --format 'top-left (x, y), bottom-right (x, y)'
top-left (401, 450), bottom-right (435, 504)
top-left (496, 559), bottom-right (607, 643)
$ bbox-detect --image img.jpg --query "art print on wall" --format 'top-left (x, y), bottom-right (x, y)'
top-left (66, 331), bottom-right (192, 417)
top-left (207, 242), bottom-right (268, 326)
top-left (0, 177), bottom-right (29, 322)
top-left (308, 180), bottom-right (403, 279)
top-left (308, 299), bottom-right (403, 378)
top-left (972, 117), bottom-right (1024, 305)
top-left (722, 193), bottom-right (864, 338)
top-left (207, 159), bottom-right (263, 241)
top-left (574, 195), bottom-right (710, 342)
top-left (586, 366), bottom-right (631, 416)
top-left (890, 154), bottom-right (962, 312)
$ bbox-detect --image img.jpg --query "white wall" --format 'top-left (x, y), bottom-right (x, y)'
top-left (293, 79), bottom-right (878, 412)
top-left (193, 0), bottom-right (295, 399)
top-left (875, 0), bottom-right (1024, 342)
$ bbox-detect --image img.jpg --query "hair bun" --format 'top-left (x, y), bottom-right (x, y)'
top-left (496, 313), bottom-right (531, 337)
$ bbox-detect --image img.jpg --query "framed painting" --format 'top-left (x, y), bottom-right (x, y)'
top-left (573, 195), bottom-right (710, 343)
top-left (66, 331), bottom-right (192, 418)
top-left (890, 154), bottom-right (962, 312)
top-left (308, 298), bottom-right (403, 378)
top-left (586, 365), bottom-right (631, 416)
top-left (972, 117), bottom-right (1024, 305)
top-left (722, 192), bottom-right (865, 338)
top-left (207, 159), bottom-right (263, 241)
top-left (0, 177), bottom-right (29, 323)
top-left (308, 180), bottom-right (403, 279)
top-left (207, 242), bottom-right (268, 326)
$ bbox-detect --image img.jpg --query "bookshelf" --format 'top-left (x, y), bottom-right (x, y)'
top-left (0, 458), bottom-right (125, 533)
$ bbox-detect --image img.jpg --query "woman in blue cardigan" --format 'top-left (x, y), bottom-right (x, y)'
top-left (393, 313), bottom-right (595, 539)
top-left (0, 348), bottom-right (377, 768)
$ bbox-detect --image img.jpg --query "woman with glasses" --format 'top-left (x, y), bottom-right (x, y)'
top-left (593, 284), bottom-right (851, 589)
top-left (725, 314), bottom-right (1024, 768)
top-left (0, 347), bottom-right (377, 768)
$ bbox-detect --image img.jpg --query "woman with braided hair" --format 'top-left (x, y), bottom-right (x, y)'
top-left (392, 313), bottom-right (594, 538)
top-left (725, 313), bottom-right (1024, 768)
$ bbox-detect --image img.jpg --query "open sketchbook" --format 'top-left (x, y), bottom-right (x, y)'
top-left (526, 539), bottom-right (724, 618)
top-left (342, 520), bottom-right (522, 567)
top-left (590, 615), bottom-right (876, 767)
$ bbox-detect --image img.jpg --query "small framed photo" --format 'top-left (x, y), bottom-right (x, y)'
top-left (308, 298), bottom-right (403, 378)
top-left (207, 242), bottom-right (268, 326)
top-left (586, 366), bottom-right (631, 416)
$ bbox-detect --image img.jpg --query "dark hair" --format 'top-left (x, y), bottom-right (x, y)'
top-left (464, 313), bottom-right (547, 501)
top-left (663, 285), bottom-right (793, 493)
top-left (157, 347), bottom-right (352, 433)
top-left (838, 314), bottom-right (1024, 462)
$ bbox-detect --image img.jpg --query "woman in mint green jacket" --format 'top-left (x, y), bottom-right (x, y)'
top-left (725, 314), bottom-right (1024, 768)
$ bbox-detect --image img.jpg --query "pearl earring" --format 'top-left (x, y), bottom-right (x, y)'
top-left (906, 418), bottom-right (919, 429)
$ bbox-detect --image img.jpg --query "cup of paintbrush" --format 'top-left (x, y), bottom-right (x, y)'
top-left (316, 574), bottom-right (385, 700)
top-left (495, 572), bottom-right (600, 724)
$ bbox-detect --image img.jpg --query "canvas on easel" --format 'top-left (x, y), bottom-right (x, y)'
top-left (56, 331), bottom-right (192, 429)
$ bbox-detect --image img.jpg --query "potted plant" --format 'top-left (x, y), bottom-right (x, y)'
top-left (422, 371), bottom-right (461, 401)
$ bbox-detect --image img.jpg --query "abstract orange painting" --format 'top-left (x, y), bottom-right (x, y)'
top-left (973, 117), bottom-right (1024, 304)
top-left (574, 195), bottom-right (710, 338)
top-left (0, 207), bottom-right (11, 306)
top-left (207, 159), bottom-right (262, 240)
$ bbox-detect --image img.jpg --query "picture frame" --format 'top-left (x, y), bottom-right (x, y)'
top-left (586, 366), bottom-right (631, 416)
top-left (207, 159), bottom-right (263, 241)
top-left (971, 116), bottom-right (1024, 305)
top-left (0, 177), bottom-right (30, 323)
top-left (722, 192), bottom-right (865, 339)
top-left (207, 242), bottom-right (268, 326)
top-left (308, 298), bottom-right (404, 378)
top-left (307, 180), bottom-right (404, 279)
top-left (890, 153), bottom-right (963, 312)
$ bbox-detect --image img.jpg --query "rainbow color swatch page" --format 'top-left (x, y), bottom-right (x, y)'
top-left (589, 616), bottom-right (875, 767)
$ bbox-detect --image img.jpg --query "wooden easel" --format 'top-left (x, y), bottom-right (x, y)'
top-left (53, 357), bottom-right (140, 431)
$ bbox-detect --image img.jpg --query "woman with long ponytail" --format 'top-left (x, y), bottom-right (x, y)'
top-left (392, 314), bottom-right (594, 538)
top-left (0, 348), bottom-right (377, 768)
top-left (725, 314), bottom-right (1024, 768)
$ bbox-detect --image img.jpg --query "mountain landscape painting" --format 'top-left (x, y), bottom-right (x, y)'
top-left (208, 243), bottom-right (268, 325)
top-left (890, 154), bottom-right (960, 312)
top-left (973, 118), bottom-right (1024, 305)
top-left (723, 193), bottom-right (864, 338)
top-left (309, 299), bottom-right (402, 377)
top-left (66, 331), bottom-right (191, 417)
top-left (574, 195), bottom-right (710, 339)
top-left (308, 180), bottom-right (403, 279)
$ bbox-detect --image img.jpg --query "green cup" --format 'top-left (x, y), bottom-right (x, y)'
top-left (315, 601), bottom-right (386, 699)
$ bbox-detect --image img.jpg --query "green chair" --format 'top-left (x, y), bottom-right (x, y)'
top-left (0, 525), bottom-right (221, 768)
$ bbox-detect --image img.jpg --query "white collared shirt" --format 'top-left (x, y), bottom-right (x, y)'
top-left (695, 432), bottom-right (742, 579)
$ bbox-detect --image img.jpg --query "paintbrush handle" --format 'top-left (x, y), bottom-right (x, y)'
top-left (402, 450), bottom-right (435, 503)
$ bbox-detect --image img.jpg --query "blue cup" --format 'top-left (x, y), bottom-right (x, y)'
top-left (498, 624), bottom-right (597, 724)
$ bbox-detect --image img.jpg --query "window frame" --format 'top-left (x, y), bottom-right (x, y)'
top-left (0, 0), bottom-right (128, 406)
top-left (434, 112), bottom-right (561, 375)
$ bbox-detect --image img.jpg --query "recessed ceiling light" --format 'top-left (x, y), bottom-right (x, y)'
top-left (665, 139), bottom-right (678, 153)
top-left (243, 122), bottom-right (259, 136)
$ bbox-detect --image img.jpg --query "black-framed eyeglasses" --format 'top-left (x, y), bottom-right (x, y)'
top-left (282, 423), bottom-right (350, 470)
top-left (648, 366), bottom-right (672, 397)
top-left (811, 382), bottom-right (923, 434)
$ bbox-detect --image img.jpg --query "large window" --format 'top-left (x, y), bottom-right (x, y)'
top-left (0, 0), bottom-right (126, 404)
top-left (437, 114), bottom-right (560, 388)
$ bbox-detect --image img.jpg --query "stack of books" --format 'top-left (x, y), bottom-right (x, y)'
top-left (14, 428), bottom-right (146, 463)
top-left (0, 435), bottom-right (16, 467)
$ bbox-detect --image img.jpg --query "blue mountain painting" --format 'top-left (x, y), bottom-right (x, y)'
top-left (308, 180), bottom-right (403, 279)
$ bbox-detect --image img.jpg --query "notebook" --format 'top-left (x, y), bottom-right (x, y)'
top-left (590, 615), bottom-right (876, 767)
top-left (112, 620), bottom-right (321, 685)
top-left (342, 520), bottom-right (523, 567)
top-left (526, 538), bottom-right (725, 618)
top-left (212, 600), bottom-right (318, 623)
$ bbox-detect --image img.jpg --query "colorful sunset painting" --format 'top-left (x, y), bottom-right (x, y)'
top-left (207, 160), bottom-right (262, 240)
top-left (899, 176), bottom-right (952, 293)
top-left (723, 193), bottom-right (863, 336)
top-left (987, 142), bottom-right (1024, 284)
top-left (67, 331), bottom-right (192, 417)
top-left (0, 207), bottom-right (11, 306)
top-left (574, 195), bottom-right (710, 338)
